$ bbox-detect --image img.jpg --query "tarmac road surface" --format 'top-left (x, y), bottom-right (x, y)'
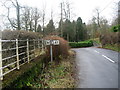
top-left (73, 47), bottom-right (119, 88)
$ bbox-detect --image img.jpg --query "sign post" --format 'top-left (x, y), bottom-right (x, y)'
top-left (50, 41), bottom-right (53, 62)
top-left (45, 39), bottom-right (60, 62)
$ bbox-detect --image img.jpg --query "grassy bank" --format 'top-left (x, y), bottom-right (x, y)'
top-left (92, 38), bottom-right (101, 44)
top-left (3, 55), bottom-right (45, 89)
top-left (92, 38), bottom-right (119, 52)
top-left (29, 50), bottom-right (75, 88)
top-left (3, 50), bottom-right (75, 88)
top-left (103, 44), bottom-right (120, 52)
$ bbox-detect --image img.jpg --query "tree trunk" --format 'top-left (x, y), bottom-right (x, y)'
top-left (16, 0), bottom-right (20, 30)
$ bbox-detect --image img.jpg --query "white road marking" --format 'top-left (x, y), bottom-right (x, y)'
top-left (102, 55), bottom-right (115, 63)
top-left (94, 50), bottom-right (100, 54)
top-left (94, 50), bottom-right (115, 63)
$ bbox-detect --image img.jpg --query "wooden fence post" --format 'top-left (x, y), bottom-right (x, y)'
top-left (27, 39), bottom-right (30, 63)
top-left (16, 39), bottom-right (19, 69)
top-left (0, 39), bottom-right (3, 80)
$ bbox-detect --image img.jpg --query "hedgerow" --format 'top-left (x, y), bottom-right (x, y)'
top-left (69, 40), bottom-right (93, 48)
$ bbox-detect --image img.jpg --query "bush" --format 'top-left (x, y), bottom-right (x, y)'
top-left (111, 24), bottom-right (120, 32)
top-left (100, 32), bottom-right (120, 46)
top-left (44, 36), bottom-right (69, 61)
top-left (69, 40), bottom-right (93, 48)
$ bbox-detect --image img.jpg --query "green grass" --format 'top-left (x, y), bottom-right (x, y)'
top-left (45, 60), bottom-right (74, 88)
top-left (90, 38), bottom-right (120, 52)
top-left (103, 44), bottom-right (120, 52)
top-left (31, 50), bottom-right (75, 88)
top-left (3, 50), bottom-right (75, 88)
top-left (92, 38), bottom-right (101, 44)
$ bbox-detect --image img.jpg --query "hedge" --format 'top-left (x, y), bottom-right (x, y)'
top-left (69, 40), bottom-right (93, 48)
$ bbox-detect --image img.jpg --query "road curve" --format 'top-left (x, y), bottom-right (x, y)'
top-left (73, 47), bottom-right (119, 88)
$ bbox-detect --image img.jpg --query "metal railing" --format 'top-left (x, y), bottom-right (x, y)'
top-left (0, 39), bottom-right (44, 80)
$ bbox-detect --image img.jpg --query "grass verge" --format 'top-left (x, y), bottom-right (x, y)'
top-left (103, 44), bottom-right (120, 52)
top-left (92, 38), bottom-right (119, 52)
top-left (30, 50), bottom-right (75, 88)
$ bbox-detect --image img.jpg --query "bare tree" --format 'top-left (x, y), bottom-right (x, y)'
top-left (33, 8), bottom-right (41, 32)
top-left (94, 8), bottom-right (100, 28)
top-left (2, 0), bottom-right (21, 30)
top-left (60, 2), bottom-right (63, 37)
top-left (41, 5), bottom-right (46, 36)
top-left (59, 1), bottom-right (72, 37)
top-left (21, 6), bottom-right (30, 31)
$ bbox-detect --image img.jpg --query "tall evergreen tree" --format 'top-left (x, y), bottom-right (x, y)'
top-left (76, 17), bottom-right (84, 41)
top-left (45, 19), bottom-right (55, 35)
top-left (37, 24), bottom-right (42, 33)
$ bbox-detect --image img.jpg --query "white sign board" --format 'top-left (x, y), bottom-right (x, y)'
top-left (45, 40), bottom-right (60, 45)
top-left (45, 40), bottom-right (51, 45)
top-left (53, 40), bottom-right (60, 45)
top-left (44, 39), bottom-right (60, 62)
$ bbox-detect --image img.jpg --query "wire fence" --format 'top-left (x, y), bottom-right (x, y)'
top-left (0, 39), bottom-right (45, 80)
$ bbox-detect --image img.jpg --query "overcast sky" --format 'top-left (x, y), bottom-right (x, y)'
top-left (20, 0), bottom-right (118, 22)
top-left (0, 0), bottom-right (119, 29)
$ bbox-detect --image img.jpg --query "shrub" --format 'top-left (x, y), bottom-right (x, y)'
top-left (69, 40), bottom-right (93, 48)
top-left (44, 36), bottom-right (69, 61)
top-left (100, 32), bottom-right (120, 46)
top-left (111, 24), bottom-right (120, 32)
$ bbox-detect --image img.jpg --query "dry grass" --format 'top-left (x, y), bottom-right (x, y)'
top-left (37, 50), bottom-right (75, 88)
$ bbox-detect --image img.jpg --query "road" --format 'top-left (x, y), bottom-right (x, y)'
top-left (73, 47), bottom-right (119, 88)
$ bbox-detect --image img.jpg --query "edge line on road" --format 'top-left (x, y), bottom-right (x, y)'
top-left (94, 50), bottom-right (115, 63)
top-left (94, 50), bottom-right (100, 54)
top-left (102, 55), bottom-right (115, 63)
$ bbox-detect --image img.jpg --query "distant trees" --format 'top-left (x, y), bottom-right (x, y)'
top-left (86, 7), bottom-right (110, 40)
top-left (76, 17), bottom-right (87, 41)
top-left (0, 0), bottom-right (92, 42)
top-left (57, 17), bottom-right (88, 42)
top-left (1, 0), bottom-right (42, 32)
top-left (37, 24), bottom-right (42, 33)
top-left (57, 1), bottom-right (88, 42)
top-left (45, 19), bottom-right (55, 35)
top-left (86, 16), bottom-right (110, 39)
top-left (76, 17), bottom-right (84, 41)
top-left (21, 6), bottom-right (41, 32)
top-left (2, 0), bottom-right (21, 30)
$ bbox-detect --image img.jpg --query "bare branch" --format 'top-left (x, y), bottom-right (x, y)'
top-left (7, 8), bottom-right (17, 28)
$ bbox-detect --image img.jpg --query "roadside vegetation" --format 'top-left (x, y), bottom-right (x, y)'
top-left (3, 35), bottom-right (75, 88)
top-left (102, 44), bottom-right (120, 52)
top-left (30, 50), bottom-right (75, 88)
top-left (92, 31), bottom-right (119, 52)
top-left (69, 40), bottom-right (93, 48)
top-left (0, 0), bottom-right (119, 88)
